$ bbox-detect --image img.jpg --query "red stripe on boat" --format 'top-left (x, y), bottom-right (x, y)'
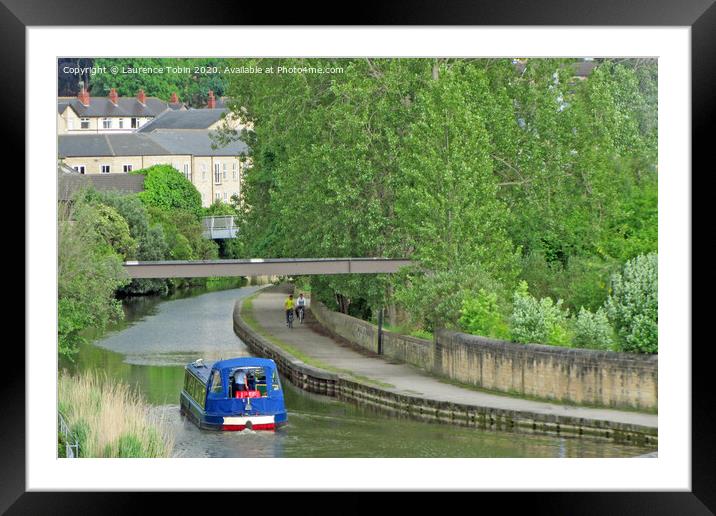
top-left (222, 423), bottom-right (276, 431)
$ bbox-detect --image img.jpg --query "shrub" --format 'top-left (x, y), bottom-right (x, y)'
top-left (605, 252), bottom-right (658, 353)
top-left (58, 200), bottom-right (128, 358)
top-left (459, 289), bottom-right (510, 340)
top-left (510, 281), bottom-right (571, 345)
top-left (573, 307), bottom-right (614, 349)
top-left (394, 262), bottom-right (504, 332)
top-left (135, 164), bottom-right (202, 217)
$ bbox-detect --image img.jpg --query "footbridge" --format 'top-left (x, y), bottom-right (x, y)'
top-left (123, 257), bottom-right (413, 279)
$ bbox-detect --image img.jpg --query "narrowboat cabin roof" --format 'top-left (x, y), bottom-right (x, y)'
top-left (186, 357), bottom-right (278, 383)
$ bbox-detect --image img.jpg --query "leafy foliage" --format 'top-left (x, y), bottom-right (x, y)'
top-left (509, 281), bottom-right (571, 346)
top-left (88, 58), bottom-right (228, 107)
top-left (58, 200), bottom-right (129, 358)
top-left (458, 289), bottom-right (511, 340)
top-left (134, 165), bottom-right (202, 218)
top-left (573, 307), bottom-right (614, 350)
top-left (216, 58), bottom-right (657, 352)
top-left (605, 253), bottom-right (658, 353)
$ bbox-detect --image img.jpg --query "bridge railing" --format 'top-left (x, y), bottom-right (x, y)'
top-left (202, 215), bottom-right (239, 239)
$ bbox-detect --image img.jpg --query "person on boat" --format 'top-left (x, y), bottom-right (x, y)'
top-left (247, 371), bottom-right (256, 391)
top-left (284, 294), bottom-right (295, 326)
top-left (295, 293), bottom-right (307, 319)
top-left (233, 369), bottom-right (248, 394)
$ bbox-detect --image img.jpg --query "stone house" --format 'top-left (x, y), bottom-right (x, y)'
top-left (58, 131), bottom-right (249, 207)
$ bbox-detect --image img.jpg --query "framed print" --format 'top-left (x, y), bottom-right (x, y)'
top-left (6, 0), bottom-right (710, 512)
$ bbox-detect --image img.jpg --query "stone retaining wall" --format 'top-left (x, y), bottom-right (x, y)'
top-left (233, 297), bottom-right (657, 446)
top-left (311, 301), bottom-right (657, 411)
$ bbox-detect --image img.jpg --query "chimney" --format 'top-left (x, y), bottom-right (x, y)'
top-left (77, 84), bottom-right (90, 106)
top-left (170, 92), bottom-right (179, 104)
top-left (207, 90), bottom-right (216, 109)
top-left (137, 89), bottom-right (147, 105)
top-left (108, 88), bottom-right (119, 105)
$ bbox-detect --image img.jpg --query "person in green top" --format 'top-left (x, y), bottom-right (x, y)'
top-left (284, 294), bottom-right (295, 326)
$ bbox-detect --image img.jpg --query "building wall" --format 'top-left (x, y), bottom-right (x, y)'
top-left (57, 107), bottom-right (153, 134)
top-left (61, 154), bottom-right (245, 207)
top-left (310, 301), bottom-right (658, 411)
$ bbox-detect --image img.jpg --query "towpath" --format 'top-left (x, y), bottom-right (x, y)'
top-left (248, 289), bottom-right (657, 429)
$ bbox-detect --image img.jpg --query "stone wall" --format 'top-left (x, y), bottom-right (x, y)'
top-left (233, 298), bottom-right (657, 445)
top-left (310, 302), bottom-right (657, 411)
top-left (435, 330), bottom-right (657, 411)
top-left (310, 301), bottom-right (379, 353)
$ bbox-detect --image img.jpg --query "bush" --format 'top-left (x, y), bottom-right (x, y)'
top-left (135, 164), bottom-right (202, 217)
top-left (459, 289), bottom-right (510, 340)
top-left (58, 200), bottom-right (128, 358)
top-left (509, 281), bottom-right (571, 345)
top-left (605, 252), bottom-right (658, 353)
top-left (573, 307), bottom-right (614, 349)
top-left (394, 262), bottom-right (504, 332)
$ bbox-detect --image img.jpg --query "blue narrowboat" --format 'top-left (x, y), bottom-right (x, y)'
top-left (180, 357), bottom-right (288, 431)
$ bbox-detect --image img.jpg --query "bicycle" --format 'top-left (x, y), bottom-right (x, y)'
top-left (296, 305), bottom-right (305, 324)
top-left (287, 309), bottom-right (294, 329)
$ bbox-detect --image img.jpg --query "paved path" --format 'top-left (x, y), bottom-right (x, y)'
top-left (250, 290), bottom-right (657, 429)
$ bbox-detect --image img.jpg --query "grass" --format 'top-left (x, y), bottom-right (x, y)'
top-left (240, 293), bottom-right (394, 389)
top-left (382, 322), bottom-right (433, 341)
top-left (58, 371), bottom-right (174, 458)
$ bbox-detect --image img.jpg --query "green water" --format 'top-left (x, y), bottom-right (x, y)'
top-left (63, 285), bottom-right (654, 458)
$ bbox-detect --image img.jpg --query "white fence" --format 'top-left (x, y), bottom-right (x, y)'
top-left (202, 215), bottom-right (239, 239)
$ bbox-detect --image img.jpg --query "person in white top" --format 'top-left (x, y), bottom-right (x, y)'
top-left (233, 369), bottom-right (247, 393)
top-left (295, 293), bottom-right (307, 322)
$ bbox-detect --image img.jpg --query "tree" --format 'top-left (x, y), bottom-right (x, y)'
top-left (605, 252), bottom-right (658, 353)
top-left (58, 200), bottom-right (129, 358)
top-left (135, 165), bottom-right (202, 218)
top-left (88, 58), bottom-right (229, 106)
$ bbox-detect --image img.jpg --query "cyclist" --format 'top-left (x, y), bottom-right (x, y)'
top-left (284, 294), bottom-right (295, 327)
top-left (295, 293), bottom-right (307, 323)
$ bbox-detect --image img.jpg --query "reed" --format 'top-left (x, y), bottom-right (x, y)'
top-left (58, 371), bottom-right (174, 458)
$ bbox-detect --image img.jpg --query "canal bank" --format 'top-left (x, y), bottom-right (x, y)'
top-left (233, 285), bottom-right (657, 447)
top-left (66, 284), bottom-right (653, 457)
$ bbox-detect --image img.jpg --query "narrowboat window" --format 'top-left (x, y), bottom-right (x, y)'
top-left (229, 367), bottom-right (269, 398)
top-left (210, 370), bottom-right (222, 394)
top-left (272, 369), bottom-right (281, 391)
top-left (183, 370), bottom-right (206, 409)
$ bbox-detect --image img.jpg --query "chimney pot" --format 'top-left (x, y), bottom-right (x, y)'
top-left (137, 89), bottom-right (147, 105)
top-left (77, 85), bottom-right (90, 106)
top-left (170, 92), bottom-right (179, 103)
top-left (109, 88), bottom-right (119, 105)
top-left (207, 90), bottom-right (216, 109)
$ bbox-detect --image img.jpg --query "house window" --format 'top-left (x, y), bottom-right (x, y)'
top-left (232, 162), bottom-right (238, 181)
top-left (183, 163), bottom-right (191, 181)
top-left (223, 192), bottom-right (227, 201)
top-left (73, 165), bottom-right (86, 174)
top-left (118, 118), bottom-right (124, 129)
top-left (101, 165), bottom-right (111, 174)
top-left (201, 164), bottom-right (207, 181)
top-left (214, 163), bottom-right (221, 184)
top-left (123, 164), bottom-right (132, 173)
top-left (215, 192), bottom-right (222, 201)
top-left (102, 118), bottom-right (112, 129)
top-left (80, 118), bottom-right (90, 129)
top-left (131, 118), bottom-right (139, 129)
top-left (222, 163), bottom-right (227, 180)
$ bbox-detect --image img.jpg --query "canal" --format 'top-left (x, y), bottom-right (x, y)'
top-left (62, 285), bottom-right (652, 458)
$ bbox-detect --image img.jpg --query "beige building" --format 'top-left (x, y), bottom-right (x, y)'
top-left (58, 131), bottom-right (249, 207)
top-left (57, 87), bottom-right (186, 135)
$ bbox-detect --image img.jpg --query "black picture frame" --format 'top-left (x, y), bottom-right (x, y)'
top-left (7, 0), bottom-right (708, 512)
